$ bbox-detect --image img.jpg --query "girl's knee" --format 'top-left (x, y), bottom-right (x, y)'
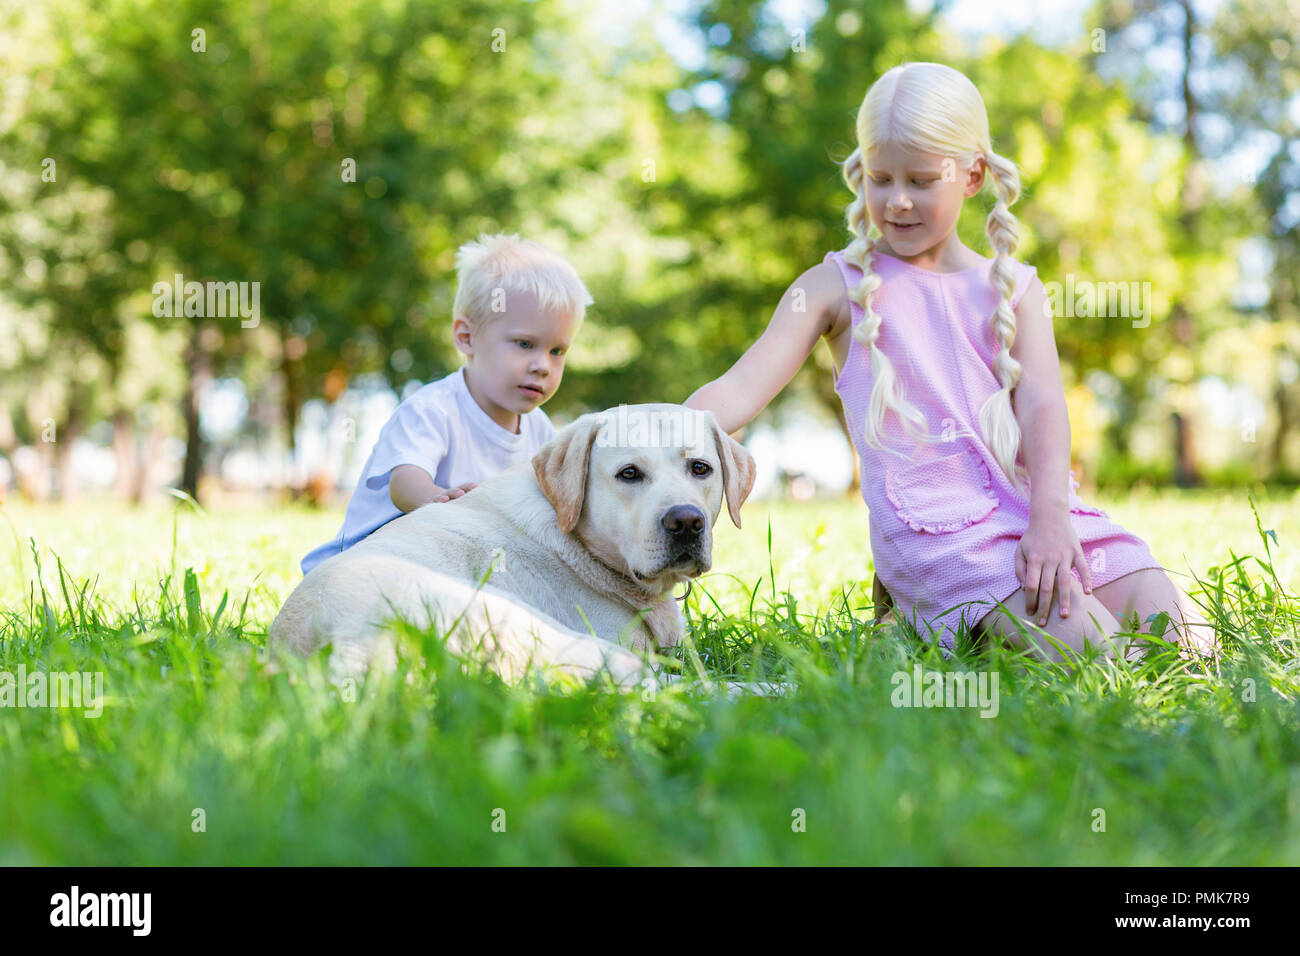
top-left (1108, 568), bottom-right (1220, 660)
top-left (1169, 587), bottom-right (1221, 660)
top-left (979, 583), bottom-right (1129, 662)
top-left (1045, 595), bottom-right (1131, 661)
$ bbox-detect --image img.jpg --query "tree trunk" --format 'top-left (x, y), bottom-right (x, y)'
top-left (1169, 0), bottom-right (1203, 488)
top-left (180, 322), bottom-right (210, 503)
top-left (112, 409), bottom-right (135, 500)
top-left (280, 325), bottom-right (303, 497)
top-left (1272, 370), bottom-right (1293, 480)
top-left (0, 402), bottom-right (16, 457)
top-left (133, 412), bottom-right (166, 505)
top-left (1171, 408), bottom-right (1198, 487)
top-left (53, 397), bottom-right (85, 502)
top-left (35, 432), bottom-right (55, 500)
top-left (1170, 304), bottom-right (1200, 487)
top-left (312, 364), bottom-right (351, 504)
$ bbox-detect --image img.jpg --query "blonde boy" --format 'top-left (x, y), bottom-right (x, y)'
top-left (300, 233), bottom-right (591, 576)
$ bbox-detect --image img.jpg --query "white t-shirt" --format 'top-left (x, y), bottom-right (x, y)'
top-left (300, 367), bottom-right (557, 576)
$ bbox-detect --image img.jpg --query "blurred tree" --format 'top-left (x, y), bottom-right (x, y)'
top-left (0, 3), bottom-right (154, 500)
top-left (1088, 0), bottom-right (1274, 485)
top-left (1, 0), bottom-right (569, 502)
top-left (0, 175), bottom-right (147, 499)
top-left (1207, 0), bottom-right (1300, 480)
top-left (1, 0), bottom-right (1288, 506)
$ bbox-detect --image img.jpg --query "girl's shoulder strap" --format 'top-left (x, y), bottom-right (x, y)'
top-left (962, 256), bottom-right (1039, 311)
top-left (823, 247), bottom-right (865, 286)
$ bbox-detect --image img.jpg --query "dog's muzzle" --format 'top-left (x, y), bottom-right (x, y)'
top-left (658, 504), bottom-right (708, 575)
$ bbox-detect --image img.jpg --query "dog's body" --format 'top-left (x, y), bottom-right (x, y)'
top-left (268, 405), bottom-right (756, 689)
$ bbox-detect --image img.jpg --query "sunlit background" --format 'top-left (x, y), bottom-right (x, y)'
top-left (0, 0), bottom-right (1295, 510)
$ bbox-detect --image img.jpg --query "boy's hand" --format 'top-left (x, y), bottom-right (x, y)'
top-left (390, 466), bottom-right (478, 510)
top-left (434, 481), bottom-right (478, 503)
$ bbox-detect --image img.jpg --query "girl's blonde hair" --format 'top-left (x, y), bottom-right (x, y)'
top-left (453, 233), bottom-right (594, 332)
top-left (841, 61), bottom-right (1028, 492)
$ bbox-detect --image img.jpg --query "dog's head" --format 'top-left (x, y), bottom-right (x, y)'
top-left (532, 404), bottom-right (756, 593)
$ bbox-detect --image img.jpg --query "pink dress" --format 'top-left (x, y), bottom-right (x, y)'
top-left (824, 248), bottom-right (1165, 652)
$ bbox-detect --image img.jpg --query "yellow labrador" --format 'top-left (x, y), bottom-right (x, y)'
top-left (268, 404), bottom-right (756, 690)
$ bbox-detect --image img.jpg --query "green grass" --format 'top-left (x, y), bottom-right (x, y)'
top-left (0, 486), bottom-right (1297, 864)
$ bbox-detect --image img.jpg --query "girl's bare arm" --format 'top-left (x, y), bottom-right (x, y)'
top-left (683, 261), bottom-right (847, 434)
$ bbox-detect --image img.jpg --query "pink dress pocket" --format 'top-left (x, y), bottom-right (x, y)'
top-left (885, 440), bottom-right (999, 534)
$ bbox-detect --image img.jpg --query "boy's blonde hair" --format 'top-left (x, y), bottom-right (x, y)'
top-left (452, 233), bottom-right (594, 334)
top-left (841, 61), bottom-right (1028, 492)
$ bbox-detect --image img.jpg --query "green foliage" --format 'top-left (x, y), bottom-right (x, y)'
top-left (0, 0), bottom-right (1295, 489)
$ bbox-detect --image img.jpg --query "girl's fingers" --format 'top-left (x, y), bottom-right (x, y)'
top-left (1077, 549), bottom-right (1093, 594)
top-left (1023, 559), bottom-right (1041, 614)
top-left (1035, 567), bottom-right (1054, 626)
top-left (1057, 563), bottom-right (1072, 618)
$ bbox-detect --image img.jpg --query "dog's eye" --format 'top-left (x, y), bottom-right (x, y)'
top-left (689, 460), bottom-right (712, 477)
top-left (617, 465), bottom-right (641, 481)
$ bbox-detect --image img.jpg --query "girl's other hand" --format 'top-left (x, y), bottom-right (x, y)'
top-left (1014, 514), bottom-right (1093, 625)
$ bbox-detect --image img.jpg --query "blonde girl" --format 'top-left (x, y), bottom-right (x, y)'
top-left (684, 61), bottom-right (1217, 663)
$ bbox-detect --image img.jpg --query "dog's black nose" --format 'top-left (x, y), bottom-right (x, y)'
top-left (661, 505), bottom-right (706, 537)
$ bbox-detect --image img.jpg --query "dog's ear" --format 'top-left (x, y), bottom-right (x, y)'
top-left (705, 411), bottom-right (756, 528)
top-left (532, 414), bottom-right (606, 534)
